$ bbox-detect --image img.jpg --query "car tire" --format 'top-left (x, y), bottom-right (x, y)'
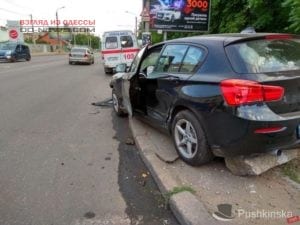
top-left (104, 68), bottom-right (112, 74)
top-left (112, 89), bottom-right (126, 117)
top-left (10, 57), bottom-right (16, 63)
top-left (26, 55), bottom-right (31, 61)
top-left (172, 110), bottom-right (213, 166)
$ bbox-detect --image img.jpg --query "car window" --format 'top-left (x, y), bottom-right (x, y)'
top-left (226, 38), bottom-right (300, 73)
top-left (155, 44), bottom-right (188, 73)
top-left (120, 35), bottom-right (133, 48)
top-left (129, 46), bottom-right (147, 73)
top-left (105, 36), bottom-right (118, 49)
top-left (180, 46), bottom-right (204, 73)
top-left (71, 48), bottom-right (86, 53)
top-left (0, 43), bottom-right (16, 50)
top-left (140, 46), bottom-right (163, 76)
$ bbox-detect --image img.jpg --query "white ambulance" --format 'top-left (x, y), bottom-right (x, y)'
top-left (101, 30), bottom-right (139, 74)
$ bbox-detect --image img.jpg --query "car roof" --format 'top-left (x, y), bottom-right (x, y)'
top-left (162, 33), bottom-right (300, 46)
top-left (71, 47), bottom-right (90, 50)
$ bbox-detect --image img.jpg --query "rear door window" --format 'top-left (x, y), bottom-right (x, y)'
top-left (181, 46), bottom-right (204, 73)
top-left (120, 35), bottom-right (133, 48)
top-left (105, 36), bottom-right (118, 49)
top-left (155, 44), bottom-right (204, 74)
top-left (226, 38), bottom-right (300, 73)
top-left (71, 48), bottom-right (86, 53)
top-left (156, 44), bottom-right (188, 73)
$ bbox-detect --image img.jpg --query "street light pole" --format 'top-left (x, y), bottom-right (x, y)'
top-left (125, 11), bottom-right (138, 37)
top-left (29, 14), bottom-right (35, 44)
top-left (56, 6), bottom-right (65, 52)
top-left (135, 16), bottom-right (137, 37)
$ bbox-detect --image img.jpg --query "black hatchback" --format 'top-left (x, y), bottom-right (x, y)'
top-left (110, 33), bottom-right (300, 166)
top-left (0, 43), bottom-right (31, 62)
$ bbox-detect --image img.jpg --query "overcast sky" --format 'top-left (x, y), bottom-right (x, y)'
top-left (0, 0), bottom-right (143, 36)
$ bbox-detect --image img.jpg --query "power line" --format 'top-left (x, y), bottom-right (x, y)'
top-left (2, 0), bottom-right (32, 12)
top-left (0, 7), bottom-right (28, 16)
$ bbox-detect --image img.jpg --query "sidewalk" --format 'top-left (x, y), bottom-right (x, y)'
top-left (129, 117), bottom-right (300, 225)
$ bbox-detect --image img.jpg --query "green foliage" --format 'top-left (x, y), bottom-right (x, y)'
top-left (71, 34), bottom-right (100, 49)
top-left (210, 0), bottom-right (292, 33)
top-left (163, 186), bottom-right (196, 203)
top-left (25, 37), bottom-right (33, 44)
top-left (282, 0), bottom-right (300, 32)
top-left (210, 0), bottom-right (249, 33)
top-left (282, 159), bottom-right (300, 184)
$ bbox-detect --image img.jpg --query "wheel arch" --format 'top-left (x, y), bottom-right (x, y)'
top-left (167, 103), bottom-right (212, 146)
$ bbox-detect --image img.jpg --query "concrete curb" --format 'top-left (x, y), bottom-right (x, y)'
top-left (129, 118), bottom-right (223, 225)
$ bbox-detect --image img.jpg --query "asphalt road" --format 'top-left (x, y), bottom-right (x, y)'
top-left (0, 55), bottom-right (179, 225)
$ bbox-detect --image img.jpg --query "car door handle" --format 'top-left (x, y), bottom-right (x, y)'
top-left (159, 75), bottom-right (180, 81)
top-left (165, 76), bottom-right (181, 84)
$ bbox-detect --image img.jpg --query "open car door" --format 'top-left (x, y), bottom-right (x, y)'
top-left (121, 45), bottom-right (149, 116)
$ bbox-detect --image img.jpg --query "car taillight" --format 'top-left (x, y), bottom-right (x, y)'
top-left (220, 79), bottom-right (284, 106)
top-left (69, 53), bottom-right (72, 57)
top-left (84, 54), bottom-right (88, 57)
top-left (254, 126), bottom-right (286, 134)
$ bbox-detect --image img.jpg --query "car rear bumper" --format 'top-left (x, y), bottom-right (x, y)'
top-left (213, 120), bottom-right (300, 157)
top-left (200, 104), bottom-right (300, 157)
top-left (69, 57), bottom-right (91, 63)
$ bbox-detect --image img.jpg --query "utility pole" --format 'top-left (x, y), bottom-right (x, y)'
top-left (125, 11), bottom-right (138, 37)
top-left (135, 16), bottom-right (138, 37)
top-left (29, 14), bottom-right (35, 44)
top-left (56, 6), bottom-right (65, 52)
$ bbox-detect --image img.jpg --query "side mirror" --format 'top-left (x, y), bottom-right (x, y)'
top-left (146, 65), bottom-right (155, 75)
top-left (115, 63), bottom-right (127, 73)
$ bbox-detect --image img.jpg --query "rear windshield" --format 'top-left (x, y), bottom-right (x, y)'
top-left (105, 36), bottom-right (118, 49)
top-left (71, 48), bottom-right (86, 53)
top-left (226, 38), bottom-right (300, 73)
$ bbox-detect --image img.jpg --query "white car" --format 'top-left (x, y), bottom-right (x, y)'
top-left (156, 7), bottom-right (181, 22)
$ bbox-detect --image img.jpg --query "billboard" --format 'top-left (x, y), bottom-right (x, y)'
top-left (149, 0), bottom-right (210, 31)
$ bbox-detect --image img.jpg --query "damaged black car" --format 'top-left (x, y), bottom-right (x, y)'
top-left (109, 33), bottom-right (300, 166)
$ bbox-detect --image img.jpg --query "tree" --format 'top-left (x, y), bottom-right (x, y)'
top-left (71, 34), bottom-right (100, 49)
top-left (247, 0), bottom-right (290, 32)
top-left (283, 0), bottom-right (300, 32)
top-left (210, 0), bottom-right (291, 33)
top-left (210, 0), bottom-right (249, 33)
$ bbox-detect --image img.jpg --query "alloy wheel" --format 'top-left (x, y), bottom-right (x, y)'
top-left (174, 119), bottom-right (198, 159)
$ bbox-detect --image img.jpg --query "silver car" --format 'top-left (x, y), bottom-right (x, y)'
top-left (69, 47), bottom-right (94, 65)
